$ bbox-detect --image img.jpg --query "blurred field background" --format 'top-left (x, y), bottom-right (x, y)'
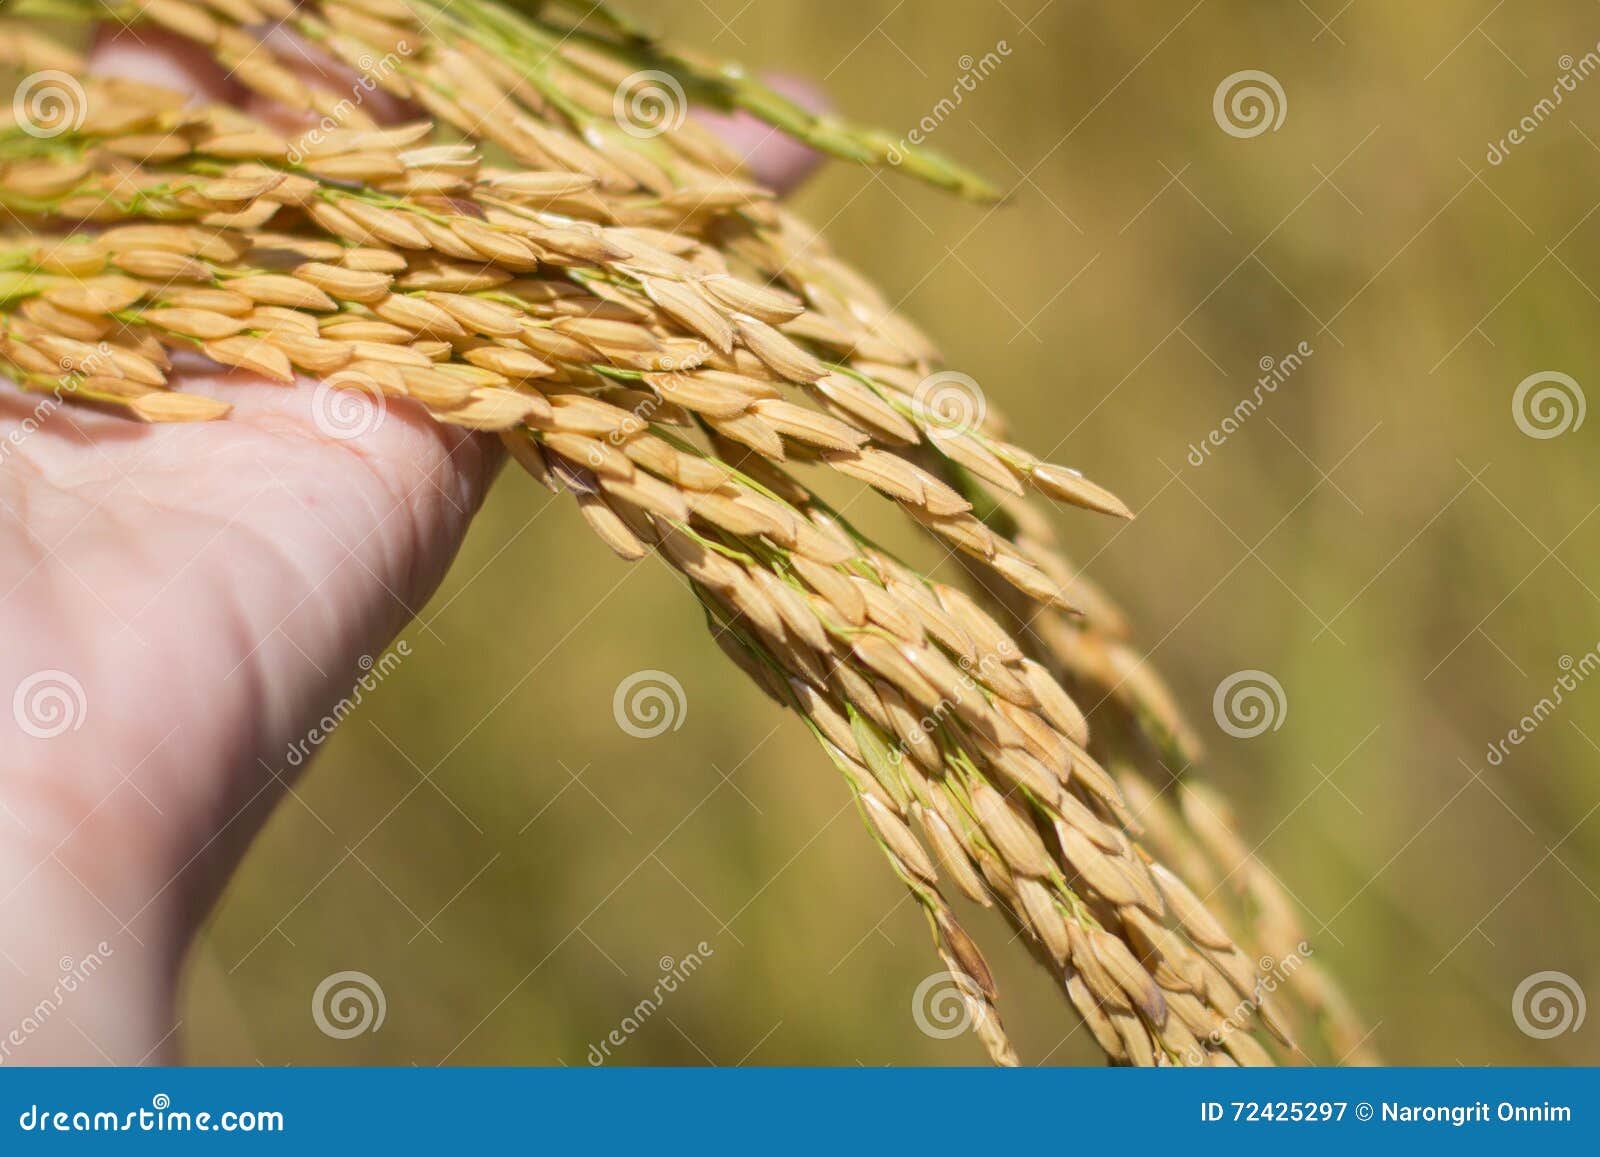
top-left (184, 0), bottom-right (1600, 1065)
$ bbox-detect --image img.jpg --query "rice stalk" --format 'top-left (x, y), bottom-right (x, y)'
top-left (0, 0), bottom-right (1375, 1066)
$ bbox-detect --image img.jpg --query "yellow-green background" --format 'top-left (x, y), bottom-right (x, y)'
top-left (186, 0), bottom-right (1600, 1065)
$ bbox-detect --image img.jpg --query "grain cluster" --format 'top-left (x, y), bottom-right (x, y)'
top-left (0, 0), bottom-right (1374, 1065)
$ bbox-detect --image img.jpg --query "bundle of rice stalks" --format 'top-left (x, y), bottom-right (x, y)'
top-left (0, 0), bottom-right (1375, 1065)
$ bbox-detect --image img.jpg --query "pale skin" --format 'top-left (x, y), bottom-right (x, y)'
top-left (0, 28), bottom-right (816, 1064)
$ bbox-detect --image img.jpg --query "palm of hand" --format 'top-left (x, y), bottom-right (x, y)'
top-left (0, 371), bottom-right (492, 1063)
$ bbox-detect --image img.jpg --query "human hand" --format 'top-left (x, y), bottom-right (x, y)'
top-left (0, 26), bottom-right (817, 1066)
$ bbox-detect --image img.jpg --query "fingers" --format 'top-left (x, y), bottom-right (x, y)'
top-left (88, 22), bottom-right (418, 130)
top-left (90, 24), bottom-right (823, 193)
top-left (79, 23), bottom-right (825, 606)
top-left (86, 20), bottom-right (503, 606)
top-left (695, 74), bottom-right (828, 195)
top-left (75, 22), bottom-right (827, 681)
top-left (87, 25), bottom-right (244, 103)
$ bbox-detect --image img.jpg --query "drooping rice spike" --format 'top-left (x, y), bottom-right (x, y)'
top-left (0, 1), bottom-right (1375, 1066)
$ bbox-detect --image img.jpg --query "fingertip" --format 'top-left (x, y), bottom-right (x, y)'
top-left (695, 73), bottom-right (829, 195)
top-left (87, 25), bottom-right (244, 105)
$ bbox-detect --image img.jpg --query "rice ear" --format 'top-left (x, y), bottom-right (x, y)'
top-left (0, 0), bottom-right (1373, 1070)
